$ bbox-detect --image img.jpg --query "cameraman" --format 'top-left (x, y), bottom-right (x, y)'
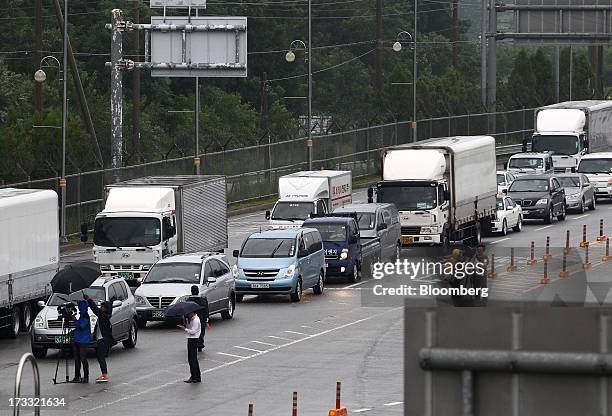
top-left (84, 295), bottom-right (113, 383)
top-left (72, 300), bottom-right (91, 383)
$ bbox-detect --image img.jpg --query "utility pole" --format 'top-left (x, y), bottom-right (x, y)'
top-left (132, 0), bottom-right (142, 162)
top-left (413, 0), bottom-right (418, 142)
top-left (195, 77), bottom-right (200, 175)
top-left (554, 47), bottom-right (560, 102)
top-left (374, 0), bottom-right (384, 91)
top-left (307, 0), bottom-right (313, 170)
top-left (486, 0), bottom-right (497, 131)
top-left (60, 0), bottom-right (68, 243)
top-left (452, 0), bottom-right (459, 68)
top-left (480, 0), bottom-right (487, 107)
top-left (111, 9), bottom-right (124, 178)
top-left (34, 0), bottom-right (43, 113)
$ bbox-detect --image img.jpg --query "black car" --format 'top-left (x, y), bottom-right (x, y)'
top-left (505, 174), bottom-right (566, 224)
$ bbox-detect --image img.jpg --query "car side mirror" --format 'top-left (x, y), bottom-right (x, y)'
top-left (80, 223), bottom-right (88, 243)
top-left (37, 300), bottom-right (46, 308)
top-left (298, 249), bottom-right (309, 258)
top-left (232, 249), bottom-right (240, 258)
top-left (112, 300), bottom-right (122, 308)
top-left (377, 223), bottom-right (388, 231)
top-left (521, 139), bottom-right (528, 153)
top-left (503, 162), bottom-right (508, 170)
top-left (265, 210), bottom-right (271, 220)
top-left (207, 276), bottom-right (217, 284)
top-left (443, 190), bottom-right (451, 201)
top-left (502, 189), bottom-right (508, 195)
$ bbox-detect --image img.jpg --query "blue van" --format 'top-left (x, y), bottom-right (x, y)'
top-left (232, 228), bottom-right (326, 302)
top-left (302, 217), bottom-right (362, 283)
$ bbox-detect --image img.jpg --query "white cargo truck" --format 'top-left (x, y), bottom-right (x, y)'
top-left (266, 170), bottom-right (352, 229)
top-left (372, 136), bottom-right (497, 246)
top-left (0, 189), bottom-right (59, 338)
top-left (91, 176), bottom-right (228, 284)
top-left (526, 100), bottom-right (612, 172)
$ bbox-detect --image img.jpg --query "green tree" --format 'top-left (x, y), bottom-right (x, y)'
top-left (529, 49), bottom-right (553, 105)
top-left (506, 49), bottom-right (537, 108)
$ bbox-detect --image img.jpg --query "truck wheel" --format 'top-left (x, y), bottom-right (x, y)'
top-left (221, 295), bottom-right (235, 319)
top-left (122, 320), bottom-right (138, 348)
top-left (20, 302), bottom-right (33, 331)
top-left (6, 306), bottom-right (21, 338)
top-left (290, 279), bottom-right (302, 302)
top-left (313, 272), bottom-right (325, 295)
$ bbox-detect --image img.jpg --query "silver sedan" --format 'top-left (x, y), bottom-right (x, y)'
top-left (557, 173), bottom-right (597, 213)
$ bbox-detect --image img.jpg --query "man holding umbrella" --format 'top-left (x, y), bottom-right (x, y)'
top-left (166, 301), bottom-right (203, 384)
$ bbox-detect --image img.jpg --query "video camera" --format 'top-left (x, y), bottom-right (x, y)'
top-left (57, 302), bottom-right (77, 321)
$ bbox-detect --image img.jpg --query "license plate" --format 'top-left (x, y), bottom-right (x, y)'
top-left (152, 309), bottom-right (165, 318)
top-left (401, 236), bottom-right (414, 244)
top-left (118, 272), bottom-right (134, 280)
top-left (54, 335), bottom-right (71, 344)
top-left (251, 283), bottom-right (270, 289)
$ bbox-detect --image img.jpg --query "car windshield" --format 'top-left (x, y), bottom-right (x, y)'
top-left (497, 174), bottom-right (506, 185)
top-left (306, 223), bottom-right (347, 242)
top-left (496, 198), bottom-right (504, 210)
top-left (558, 176), bottom-right (581, 187)
top-left (240, 238), bottom-right (296, 258)
top-left (532, 135), bottom-right (579, 155)
top-left (271, 202), bottom-right (314, 221)
top-left (508, 157), bottom-right (544, 169)
top-left (377, 184), bottom-right (438, 211)
top-left (144, 263), bottom-right (201, 284)
top-left (47, 287), bottom-right (106, 307)
top-left (509, 179), bottom-right (549, 192)
top-left (94, 217), bottom-right (161, 247)
top-left (355, 212), bottom-right (375, 230)
top-left (578, 158), bottom-right (612, 174)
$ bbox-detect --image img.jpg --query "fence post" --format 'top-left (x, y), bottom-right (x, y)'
top-left (467, 112), bottom-right (470, 135)
top-left (77, 170), bottom-right (82, 233)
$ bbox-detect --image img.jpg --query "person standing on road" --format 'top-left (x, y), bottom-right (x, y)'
top-left (178, 311), bottom-right (201, 383)
top-left (84, 295), bottom-right (113, 383)
top-left (71, 300), bottom-right (91, 383)
top-left (187, 285), bottom-right (209, 352)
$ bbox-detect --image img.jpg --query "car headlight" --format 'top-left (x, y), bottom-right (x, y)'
top-left (283, 264), bottom-right (296, 279)
top-left (232, 265), bottom-right (241, 279)
top-left (339, 249), bottom-right (349, 260)
top-left (536, 198), bottom-right (549, 205)
top-left (34, 317), bottom-right (45, 329)
top-left (134, 295), bottom-right (147, 306)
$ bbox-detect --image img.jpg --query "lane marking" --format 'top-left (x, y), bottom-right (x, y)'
top-left (79, 307), bottom-right (402, 414)
top-left (251, 340), bottom-right (277, 347)
top-left (344, 279), bottom-right (373, 289)
top-left (268, 335), bottom-right (293, 341)
top-left (284, 330), bottom-right (309, 336)
top-left (217, 352), bottom-right (250, 359)
top-left (572, 214), bottom-right (590, 220)
top-left (383, 401), bottom-right (403, 407)
top-left (353, 408), bottom-right (372, 413)
top-left (535, 225), bottom-right (553, 231)
top-left (491, 237), bottom-right (510, 244)
top-left (234, 345), bottom-right (265, 353)
top-left (300, 325), bottom-right (315, 329)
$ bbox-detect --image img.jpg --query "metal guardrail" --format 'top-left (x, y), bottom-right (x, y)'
top-left (13, 353), bottom-right (41, 416)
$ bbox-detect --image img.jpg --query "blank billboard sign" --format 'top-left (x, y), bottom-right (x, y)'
top-left (150, 16), bottom-right (247, 77)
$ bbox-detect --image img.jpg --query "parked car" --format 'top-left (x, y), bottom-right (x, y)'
top-left (232, 228), bottom-right (325, 302)
top-left (133, 252), bottom-right (235, 327)
top-left (506, 152), bottom-right (554, 177)
top-left (302, 216), bottom-right (362, 283)
top-left (491, 196), bottom-right (523, 235)
top-left (556, 173), bottom-right (596, 213)
top-left (506, 174), bottom-right (566, 224)
top-left (334, 203), bottom-right (401, 261)
top-left (31, 276), bottom-right (138, 358)
top-left (496, 170), bottom-right (516, 195)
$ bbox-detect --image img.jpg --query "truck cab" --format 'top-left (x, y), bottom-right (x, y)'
top-left (506, 152), bottom-right (554, 177)
top-left (577, 152), bottom-right (612, 199)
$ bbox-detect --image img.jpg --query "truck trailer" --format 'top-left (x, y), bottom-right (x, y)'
top-left (372, 136), bottom-right (497, 247)
top-left (91, 176), bottom-right (228, 284)
top-left (0, 189), bottom-right (59, 338)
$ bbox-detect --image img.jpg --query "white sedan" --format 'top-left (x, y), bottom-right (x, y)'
top-left (491, 196), bottom-right (523, 235)
top-left (497, 170), bottom-right (516, 195)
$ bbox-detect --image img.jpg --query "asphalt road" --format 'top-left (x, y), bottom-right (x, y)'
top-left (1, 190), bottom-right (611, 416)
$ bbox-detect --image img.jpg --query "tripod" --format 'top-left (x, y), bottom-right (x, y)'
top-left (52, 316), bottom-right (73, 385)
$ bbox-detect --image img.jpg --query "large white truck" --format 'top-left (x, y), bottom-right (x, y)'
top-left (0, 189), bottom-right (59, 338)
top-left (91, 176), bottom-right (227, 285)
top-left (266, 170), bottom-right (352, 228)
top-left (371, 136), bottom-right (497, 247)
top-left (526, 100), bottom-right (612, 171)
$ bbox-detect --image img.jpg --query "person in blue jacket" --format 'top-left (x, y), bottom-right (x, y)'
top-left (72, 300), bottom-right (91, 383)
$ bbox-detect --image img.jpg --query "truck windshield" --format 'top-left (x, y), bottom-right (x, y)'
top-left (271, 202), bottom-right (314, 221)
top-left (144, 263), bottom-right (201, 284)
top-left (241, 238), bottom-right (296, 258)
top-left (377, 185), bottom-right (438, 211)
top-left (578, 158), bottom-right (612, 174)
top-left (306, 224), bottom-right (347, 242)
top-left (94, 217), bottom-right (161, 247)
top-left (508, 158), bottom-right (543, 169)
top-left (532, 135), bottom-right (579, 155)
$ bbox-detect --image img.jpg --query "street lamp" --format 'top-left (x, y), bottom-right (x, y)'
top-left (394, 30), bottom-right (417, 142)
top-left (285, 39), bottom-right (313, 170)
top-left (35, 54), bottom-right (68, 243)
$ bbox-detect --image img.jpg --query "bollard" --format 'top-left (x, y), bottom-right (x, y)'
top-left (559, 250), bottom-right (569, 278)
top-left (292, 392), bottom-right (298, 416)
top-left (248, 404), bottom-right (253, 416)
top-left (507, 248), bottom-right (517, 272)
top-left (540, 259), bottom-right (550, 284)
top-left (328, 381), bottom-right (348, 416)
top-left (490, 254), bottom-right (497, 279)
top-left (580, 224), bottom-right (588, 248)
top-left (564, 230), bottom-right (571, 255)
top-left (527, 241), bottom-right (537, 265)
top-left (597, 219), bottom-right (607, 242)
top-left (583, 242), bottom-right (591, 270)
top-left (604, 238), bottom-right (611, 262)
top-left (542, 236), bottom-right (552, 260)
top-left (336, 381), bottom-right (341, 409)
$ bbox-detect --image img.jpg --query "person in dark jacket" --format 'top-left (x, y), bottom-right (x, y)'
top-left (84, 295), bottom-right (113, 383)
top-left (71, 300), bottom-right (91, 383)
top-left (187, 285), bottom-right (209, 352)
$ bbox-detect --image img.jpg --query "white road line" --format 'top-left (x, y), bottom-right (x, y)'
top-left (251, 340), bottom-right (277, 347)
top-left (79, 307), bottom-right (402, 414)
top-left (383, 402), bottom-right (404, 407)
top-left (300, 325), bottom-right (315, 329)
top-left (268, 335), bottom-right (293, 341)
top-left (535, 225), bottom-right (553, 231)
top-left (353, 408), bottom-right (372, 413)
top-left (284, 330), bottom-right (309, 336)
top-left (344, 279), bottom-right (373, 289)
top-left (217, 352), bottom-right (250, 359)
top-left (491, 237), bottom-right (510, 244)
top-left (572, 214), bottom-right (590, 220)
top-left (234, 345), bottom-right (265, 353)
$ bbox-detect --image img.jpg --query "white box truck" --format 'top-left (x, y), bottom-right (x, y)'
top-left (266, 170), bottom-right (352, 229)
top-left (371, 136), bottom-right (497, 246)
top-left (91, 176), bottom-right (227, 284)
top-left (526, 100), bottom-right (612, 172)
top-left (0, 189), bottom-right (59, 338)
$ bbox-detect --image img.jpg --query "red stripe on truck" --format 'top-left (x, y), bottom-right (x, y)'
top-left (331, 194), bottom-right (352, 202)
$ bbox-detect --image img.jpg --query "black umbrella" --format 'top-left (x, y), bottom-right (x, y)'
top-left (50, 262), bottom-right (101, 294)
top-left (165, 301), bottom-right (203, 318)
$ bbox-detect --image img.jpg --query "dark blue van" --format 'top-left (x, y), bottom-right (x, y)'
top-left (302, 217), bottom-right (361, 283)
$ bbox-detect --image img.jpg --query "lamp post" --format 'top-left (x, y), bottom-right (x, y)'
top-left (286, 36), bottom-right (312, 170)
top-left (35, 53), bottom-right (67, 243)
top-left (393, 31), bottom-right (417, 142)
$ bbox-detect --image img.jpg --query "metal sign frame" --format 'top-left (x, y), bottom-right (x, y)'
top-left (150, 0), bottom-right (206, 8)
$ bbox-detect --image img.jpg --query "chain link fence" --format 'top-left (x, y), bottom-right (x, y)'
top-left (2, 108), bottom-right (534, 235)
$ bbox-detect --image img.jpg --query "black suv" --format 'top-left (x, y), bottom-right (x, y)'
top-left (506, 174), bottom-right (566, 224)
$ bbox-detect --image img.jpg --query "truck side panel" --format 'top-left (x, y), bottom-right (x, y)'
top-left (328, 173), bottom-right (352, 211)
top-left (587, 107), bottom-right (612, 153)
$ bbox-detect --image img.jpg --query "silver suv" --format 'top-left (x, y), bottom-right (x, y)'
top-left (133, 252), bottom-right (236, 327)
top-left (30, 276), bottom-right (138, 358)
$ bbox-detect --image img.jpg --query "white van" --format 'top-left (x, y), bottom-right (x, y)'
top-left (577, 152), bottom-right (612, 199)
top-left (506, 152), bottom-right (554, 177)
